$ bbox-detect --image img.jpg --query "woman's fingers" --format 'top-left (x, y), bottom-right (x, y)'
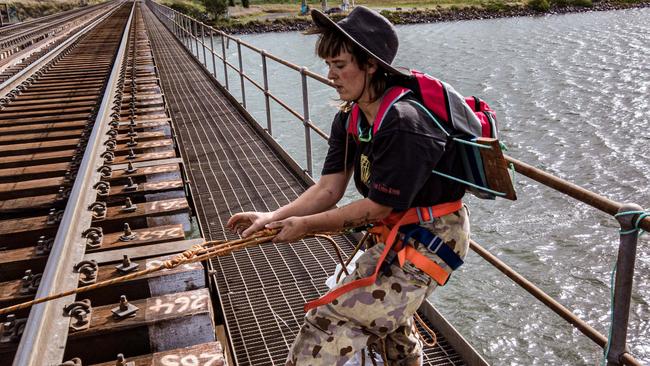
top-left (242, 218), bottom-right (270, 238)
top-left (265, 221), bottom-right (283, 229)
top-left (227, 212), bottom-right (254, 231)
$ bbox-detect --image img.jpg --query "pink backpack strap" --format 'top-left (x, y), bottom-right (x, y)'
top-left (346, 87), bottom-right (412, 139)
top-left (372, 86), bottom-right (411, 135)
top-left (347, 103), bottom-right (360, 136)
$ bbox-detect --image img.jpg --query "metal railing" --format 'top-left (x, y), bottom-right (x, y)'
top-left (146, 2), bottom-right (647, 365)
top-left (147, 0), bottom-right (331, 176)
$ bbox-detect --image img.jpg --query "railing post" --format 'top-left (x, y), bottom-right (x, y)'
top-left (183, 17), bottom-right (188, 48)
top-left (300, 67), bottom-right (312, 176)
top-left (201, 24), bottom-right (207, 66)
top-left (172, 12), bottom-right (176, 36)
top-left (221, 32), bottom-right (229, 90)
top-left (210, 29), bottom-right (216, 78)
top-left (607, 203), bottom-right (642, 365)
top-left (193, 20), bottom-right (199, 56)
top-left (261, 50), bottom-right (272, 135)
top-left (237, 39), bottom-right (245, 108)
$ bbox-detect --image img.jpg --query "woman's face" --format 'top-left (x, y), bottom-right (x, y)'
top-left (325, 51), bottom-right (374, 102)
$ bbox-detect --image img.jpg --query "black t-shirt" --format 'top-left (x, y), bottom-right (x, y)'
top-left (321, 95), bottom-right (465, 211)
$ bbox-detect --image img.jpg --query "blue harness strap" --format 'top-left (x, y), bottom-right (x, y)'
top-left (397, 224), bottom-right (464, 270)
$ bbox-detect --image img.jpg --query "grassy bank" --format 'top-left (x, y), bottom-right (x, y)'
top-left (7, 0), bottom-right (104, 22)
top-left (159, 0), bottom-right (649, 33)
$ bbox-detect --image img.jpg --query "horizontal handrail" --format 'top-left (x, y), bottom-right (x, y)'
top-left (147, 2), bottom-right (645, 364)
top-left (507, 156), bottom-right (649, 232)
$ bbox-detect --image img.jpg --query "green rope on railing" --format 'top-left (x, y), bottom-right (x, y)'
top-left (601, 210), bottom-right (647, 365)
top-left (614, 210), bottom-right (649, 236)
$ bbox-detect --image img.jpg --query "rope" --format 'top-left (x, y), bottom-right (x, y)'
top-left (314, 234), bottom-right (349, 277)
top-left (614, 210), bottom-right (648, 236)
top-left (414, 312), bottom-right (438, 347)
top-left (0, 229), bottom-right (279, 316)
top-left (601, 209), bottom-right (647, 365)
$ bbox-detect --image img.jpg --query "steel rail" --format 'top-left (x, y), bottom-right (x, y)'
top-left (0, 2), bottom-right (122, 97)
top-left (0, 4), bottom-right (104, 41)
top-left (506, 156), bottom-right (650, 232)
top-left (11, 3), bottom-right (136, 365)
top-left (0, 3), bottom-right (107, 51)
top-left (147, 2), bottom-right (646, 364)
top-left (0, 5), bottom-right (112, 76)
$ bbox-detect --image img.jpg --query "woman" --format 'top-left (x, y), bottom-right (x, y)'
top-left (227, 6), bottom-right (470, 365)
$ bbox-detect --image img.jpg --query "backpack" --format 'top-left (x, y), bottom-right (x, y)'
top-left (346, 69), bottom-right (516, 200)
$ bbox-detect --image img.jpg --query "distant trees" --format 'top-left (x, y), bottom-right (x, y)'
top-left (203, 0), bottom-right (228, 17)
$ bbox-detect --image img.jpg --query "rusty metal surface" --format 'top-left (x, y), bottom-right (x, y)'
top-left (0, 3), bottom-right (223, 366)
top-left (142, 4), bottom-right (467, 365)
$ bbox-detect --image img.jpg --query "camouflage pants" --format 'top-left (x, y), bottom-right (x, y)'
top-left (285, 206), bottom-right (470, 366)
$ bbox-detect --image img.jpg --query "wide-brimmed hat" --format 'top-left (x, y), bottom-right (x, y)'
top-left (311, 6), bottom-right (405, 75)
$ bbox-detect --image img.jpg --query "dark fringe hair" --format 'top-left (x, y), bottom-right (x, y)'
top-left (305, 25), bottom-right (389, 111)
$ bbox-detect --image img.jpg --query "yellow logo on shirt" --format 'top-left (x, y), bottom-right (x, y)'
top-left (360, 154), bottom-right (370, 185)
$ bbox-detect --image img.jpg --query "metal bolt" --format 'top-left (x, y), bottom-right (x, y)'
top-left (126, 149), bottom-right (137, 160)
top-left (88, 202), bottom-right (107, 220)
top-left (126, 136), bottom-right (137, 147)
top-left (35, 236), bottom-right (53, 256)
top-left (82, 227), bottom-right (103, 249)
top-left (120, 296), bottom-right (128, 311)
top-left (58, 358), bottom-right (82, 366)
top-left (64, 299), bottom-right (92, 332)
top-left (125, 162), bottom-right (137, 174)
top-left (1, 314), bottom-right (26, 344)
top-left (111, 295), bottom-right (138, 319)
top-left (74, 260), bottom-right (98, 285)
top-left (97, 165), bottom-right (113, 179)
top-left (115, 254), bottom-right (139, 273)
top-left (119, 223), bottom-right (137, 241)
top-left (93, 181), bottom-right (110, 197)
top-left (19, 270), bottom-right (33, 295)
top-left (124, 177), bottom-right (137, 191)
top-left (122, 198), bottom-right (137, 212)
top-left (127, 126), bottom-right (137, 137)
top-left (46, 209), bottom-right (62, 225)
top-left (115, 353), bottom-right (135, 366)
top-left (106, 128), bottom-right (117, 138)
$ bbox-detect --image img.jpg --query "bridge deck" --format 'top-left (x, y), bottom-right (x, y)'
top-left (141, 5), bottom-right (465, 365)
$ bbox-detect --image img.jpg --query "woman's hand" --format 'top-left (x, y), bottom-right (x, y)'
top-left (226, 211), bottom-right (276, 238)
top-left (266, 216), bottom-right (311, 243)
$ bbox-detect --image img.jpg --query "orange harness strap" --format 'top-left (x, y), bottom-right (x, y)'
top-left (303, 200), bottom-right (462, 313)
top-left (396, 245), bottom-right (450, 286)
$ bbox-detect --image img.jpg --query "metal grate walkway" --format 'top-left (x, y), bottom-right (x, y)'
top-left (141, 5), bottom-right (464, 365)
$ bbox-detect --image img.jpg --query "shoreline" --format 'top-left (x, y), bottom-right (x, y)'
top-left (219, 0), bottom-right (650, 34)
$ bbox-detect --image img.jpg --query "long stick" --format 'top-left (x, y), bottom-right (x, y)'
top-left (0, 230), bottom-right (279, 316)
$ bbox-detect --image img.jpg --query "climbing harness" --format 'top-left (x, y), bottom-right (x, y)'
top-left (304, 200), bottom-right (463, 312)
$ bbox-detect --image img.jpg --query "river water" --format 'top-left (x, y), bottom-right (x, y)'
top-left (200, 7), bottom-right (649, 365)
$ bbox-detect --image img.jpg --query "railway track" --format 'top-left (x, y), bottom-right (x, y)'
top-left (0, 6), bottom-right (97, 41)
top-left (0, 2), bottom-right (120, 86)
top-left (0, 2), bottom-right (222, 365)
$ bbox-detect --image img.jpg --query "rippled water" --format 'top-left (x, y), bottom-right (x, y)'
top-left (202, 8), bottom-right (650, 365)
